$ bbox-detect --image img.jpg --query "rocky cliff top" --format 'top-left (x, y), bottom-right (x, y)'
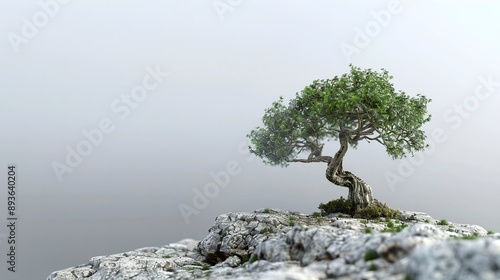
top-left (47, 209), bottom-right (500, 280)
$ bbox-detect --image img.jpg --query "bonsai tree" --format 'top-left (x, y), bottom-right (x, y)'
top-left (248, 65), bottom-right (431, 211)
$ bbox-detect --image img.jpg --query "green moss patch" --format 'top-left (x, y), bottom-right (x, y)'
top-left (318, 197), bottom-right (400, 220)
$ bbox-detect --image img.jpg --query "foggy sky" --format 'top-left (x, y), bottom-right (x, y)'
top-left (1, 1), bottom-right (500, 279)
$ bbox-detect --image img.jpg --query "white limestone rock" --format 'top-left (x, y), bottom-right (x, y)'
top-left (408, 238), bottom-right (500, 280)
top-left (197, 208), bottom-right (328, 263)
top-left (47, 209), bottom-right (499, 280)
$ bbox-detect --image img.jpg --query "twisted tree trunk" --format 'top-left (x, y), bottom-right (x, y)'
top-left (325, 133), bottom-right (374, 211)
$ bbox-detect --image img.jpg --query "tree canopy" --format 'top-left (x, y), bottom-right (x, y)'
top-left (248, 65), bottom-right (431, 167)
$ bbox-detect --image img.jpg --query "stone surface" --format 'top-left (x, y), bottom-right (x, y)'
top-left (408, 239), bottom-right (500, 280)
top-left (197, 208), bottom-right (321, 263)
top-left (47, 209), bottom-right (500, 280)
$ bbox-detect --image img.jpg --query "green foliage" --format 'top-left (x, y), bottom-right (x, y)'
top-left (424, 218), bottom-right (431, 223)
top-left (241, 255), bottom-right (250, 263)
top-left (263, 208), bottom-right (271, 214)
top-left (162, 255), bottom-right (171, 258)
top-left (488, 230), bottom-right (494, 235)
top-left (194, 262), bottom-right (211, 271)
top-left (318, 196), bottom-right (352, 216)
top-left (382, 222), bottom-right (408, 233)
top-left (289, 216), bottom-right (296, 226)
top-left (311, 212), bottom-right (321, 218)
top-left (397, 223), bottom-right (408, 231)
top-left (386, 218), bottom-right (395, 228)
top-left (318, 198), bottom-right (400, 220)
top-left (437, 219), bottom-right (449, 225)
top-left (247, 65), bottom-right (432, 166)
top-left (369, 263), bottom-right (378, 271)
top-left (260, 227), bottom-right (270, 234)
top-left (354, 202), bottom-right (400, 219)
top-left (311, 212), bottom-right (323, 223)
top-left (365, 227), bottom-right (373, 234)
top-left (364, 250), bottom-right (379, 261)
top-left (380, 218), bottom-right (408, 233)
top-left (250, 255), bottom-right (259, 263)
top-left (201, 264), bottom-right (210, 271)
top-left (460, 232), bottom-right (480, 240)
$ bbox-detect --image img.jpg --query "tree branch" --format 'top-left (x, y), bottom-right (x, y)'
top-left (288, 156), bottom-right (332, 163)
top-left (360, 126), bottom-right (376, 136)
top-left (361, 135), bottom-right (385, 145)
